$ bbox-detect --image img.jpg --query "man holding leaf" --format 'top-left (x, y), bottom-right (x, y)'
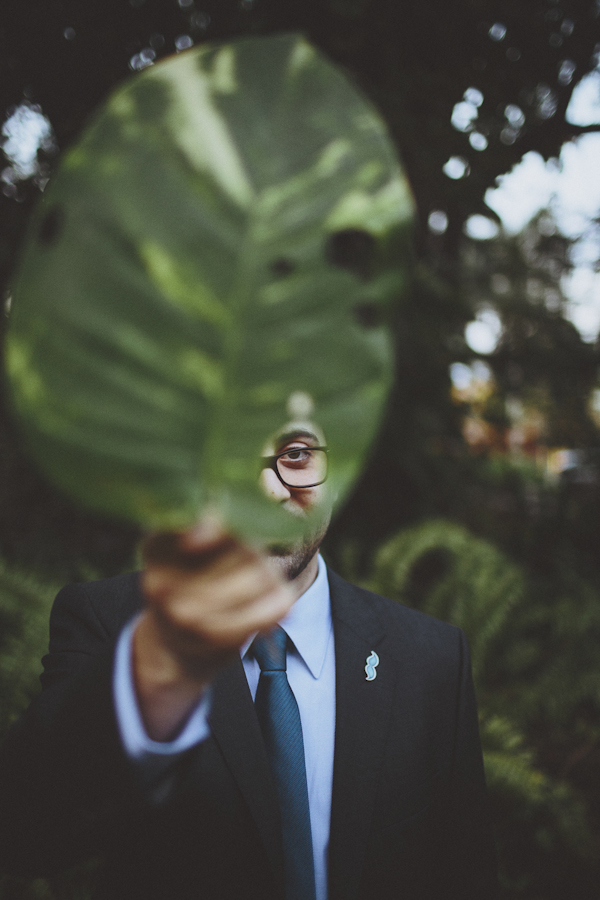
top-left (0, 422), bottom-right (497, 900)
top-left (0, 34), bottom-right (497, 900)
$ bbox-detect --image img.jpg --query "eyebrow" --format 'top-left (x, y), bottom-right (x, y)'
top-left (274, 430), bottom-right (320, 447)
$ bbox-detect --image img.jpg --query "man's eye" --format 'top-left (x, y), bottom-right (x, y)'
top-left (280, 449), bottom-right (311, 464)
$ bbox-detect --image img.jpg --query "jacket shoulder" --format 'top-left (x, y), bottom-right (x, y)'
top-left (326, 566), bottom-right (466, 662)
top-left (52, 571), bottom-right (143, 638)
top-left (41, 572), bottom-right (143, 688)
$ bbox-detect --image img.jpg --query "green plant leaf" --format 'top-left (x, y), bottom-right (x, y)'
top-left (5, 34), bottom-right (413, 537)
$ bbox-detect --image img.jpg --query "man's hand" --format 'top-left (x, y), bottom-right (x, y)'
top-left (133, 517), bottom-right (294, 742)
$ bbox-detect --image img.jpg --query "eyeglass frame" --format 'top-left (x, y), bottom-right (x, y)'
top-left (261, 446), bottom-right (329, 489)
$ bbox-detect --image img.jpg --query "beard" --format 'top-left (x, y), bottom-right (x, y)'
top-left (266, 514), bottom-right (330, 581)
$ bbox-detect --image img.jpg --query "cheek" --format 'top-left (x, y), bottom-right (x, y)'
top-left (260, 468), bottom-right (292, 501)
top-left (289, 485), bottom-right (326, 513)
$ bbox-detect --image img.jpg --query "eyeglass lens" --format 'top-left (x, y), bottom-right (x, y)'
top-left (277, 448), bottom-right (327, 487)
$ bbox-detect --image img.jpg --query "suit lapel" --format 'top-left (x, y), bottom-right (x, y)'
top-left (206, 569), bottom-right (395, 900)
top-left (327, 571), bottom-right (395, 900)
top-left (209, 656), bottom-right (285, 894)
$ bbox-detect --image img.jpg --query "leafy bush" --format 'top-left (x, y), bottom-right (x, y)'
top-left (0, 565), bottom-right (100, 900)
top-left (0, 563), bottom-right (56, 740)
top-left (365, 518), bottom-right (600, 899)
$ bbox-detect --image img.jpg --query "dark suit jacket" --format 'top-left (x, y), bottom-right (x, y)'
top-left (0, 568), bottom-right (497, 899)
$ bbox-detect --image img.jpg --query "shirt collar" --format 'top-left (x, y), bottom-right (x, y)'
top-left (241, 554), bottom-right (331, 680)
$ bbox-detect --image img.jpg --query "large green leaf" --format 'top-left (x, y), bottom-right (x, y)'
top-left (5, 34), bottom-right (414, 537)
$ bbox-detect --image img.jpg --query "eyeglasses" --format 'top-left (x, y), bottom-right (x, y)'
top-left (261, 446), bottom-right (328, 489)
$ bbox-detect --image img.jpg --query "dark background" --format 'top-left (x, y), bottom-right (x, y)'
top-left (0, 1), bottom-right (600, 897)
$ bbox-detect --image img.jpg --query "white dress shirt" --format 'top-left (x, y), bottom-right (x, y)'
top-left (113, 554), bottom-right (335, 900)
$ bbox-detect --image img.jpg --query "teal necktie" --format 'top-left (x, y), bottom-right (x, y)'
top-left (253, 627), bottom-right (317, 900)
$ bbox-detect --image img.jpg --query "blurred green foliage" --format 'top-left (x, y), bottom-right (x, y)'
top-left (0, 0), bottom-right (598, 577)
top-left (0, 859), bottom-right (98, 900)
top-left (362, 518), bottom-right (600, 898)
top-left (0, 565), bottom-right (99, 900)
top-left (0, 562), bottom-right (55, 739)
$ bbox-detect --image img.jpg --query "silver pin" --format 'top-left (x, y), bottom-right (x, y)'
top-left (365, 650), bottom-right (379, 681)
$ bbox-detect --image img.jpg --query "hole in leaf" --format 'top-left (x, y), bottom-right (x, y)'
top-left (354, 302), bottom-right (381, 329)
top-left (38, 206), bottom-right (64, 246)
top-left (270, 258), bottom-right (295, 278)
top-left (326, 228), bottom-right (376, 281)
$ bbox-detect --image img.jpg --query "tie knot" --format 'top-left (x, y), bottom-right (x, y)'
top-left (252, 626), bottom-right (287, 672)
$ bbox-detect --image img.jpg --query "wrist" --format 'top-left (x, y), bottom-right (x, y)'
top-left (133, 611), bottom-right (212, 693)
top-left (132, 613), bottom-right (212, 742)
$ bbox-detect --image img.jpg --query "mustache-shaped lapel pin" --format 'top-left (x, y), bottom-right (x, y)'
top-left (365, 651), bottom-right (380, 681)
